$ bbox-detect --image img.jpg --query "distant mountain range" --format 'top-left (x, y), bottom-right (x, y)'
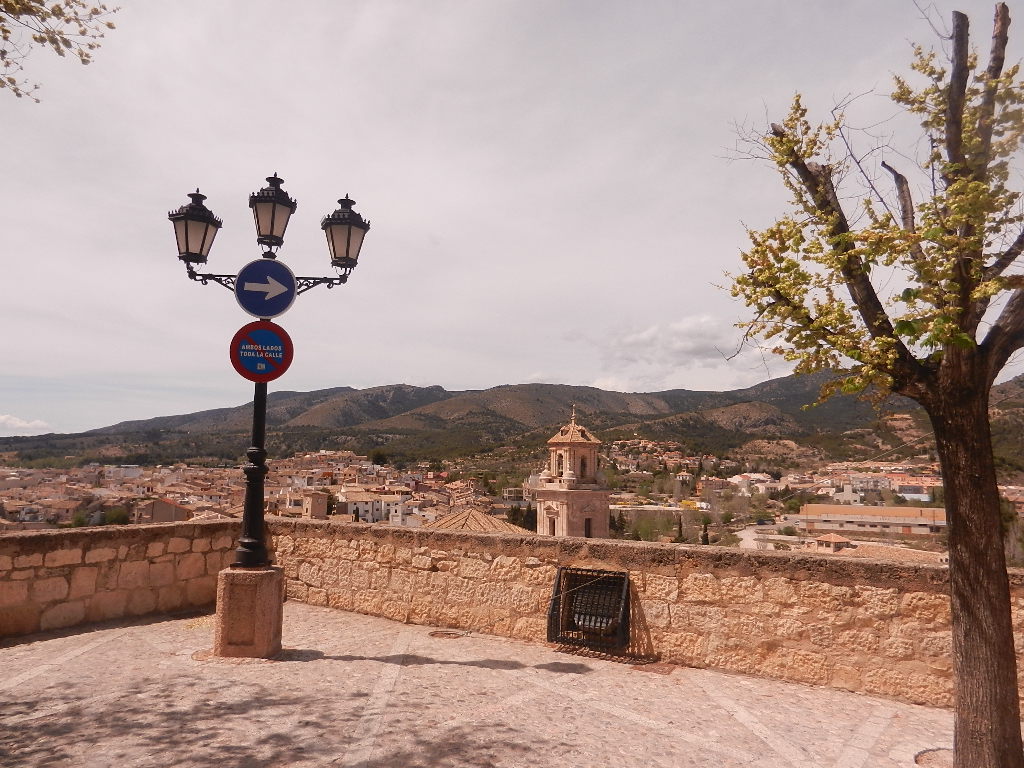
top-left (4, 374), bottom-right (1024, 477)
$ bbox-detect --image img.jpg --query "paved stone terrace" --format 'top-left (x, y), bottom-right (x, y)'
top-left (0, 603), bottom-right (953, 767)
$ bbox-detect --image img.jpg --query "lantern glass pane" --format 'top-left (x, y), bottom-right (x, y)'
top-left (184, 221), bottom-right (205, 257)
top-left (173, 219), bottom-right (188, 256)
top-left (200, 222), bottom-right (218, 256)
top-left (271, 203), bottom-right (292, 238)
top-left (346, 227), bottom-right (366, 262)
top-left (253, 201), bottom-right (275, 237)
top-left (323, 227), bottom-right (335, 260)
top-left (326, 224), bottom-right (349, 261)
top-left (324, 224), bottom-right (340, 260)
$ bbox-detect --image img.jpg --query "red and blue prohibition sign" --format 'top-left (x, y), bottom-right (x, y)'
top-left (229, 320), bottom-right (294, 383)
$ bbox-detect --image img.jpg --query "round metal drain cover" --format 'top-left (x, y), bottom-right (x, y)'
top-left (429, 630), bottom-right (466, 639)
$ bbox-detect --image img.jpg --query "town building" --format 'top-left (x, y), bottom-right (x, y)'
top-left (342, 489), bottom-right (413, 523)
top-left (895, 485), bottom-right (932, 503)
top-left (134, 498), bottom-right (192, 524)
top-left (502, 487), bottom-right (527, 502)
top-left (302, 491), bottom-right (330, 520)
top-left (805, 533), bottom-right (855, 553)
top-left (832, 484), bottom-right (861, 504)
top-left (797, 503), bottom-right (946, 535)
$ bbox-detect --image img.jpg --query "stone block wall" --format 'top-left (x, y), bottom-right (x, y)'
top-left (0, 520), bottom-right (238, 638)
top-left (268, 519), bottom-right (1024, 708)
top-left (4, 518), bottom-right (1023, 708)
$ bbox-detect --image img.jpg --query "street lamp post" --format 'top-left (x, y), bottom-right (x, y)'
top-left (167, 174), bottom-right (369, 656)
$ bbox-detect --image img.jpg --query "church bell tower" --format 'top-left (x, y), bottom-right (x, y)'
top-left (530, 407), bottom-right (610, 538)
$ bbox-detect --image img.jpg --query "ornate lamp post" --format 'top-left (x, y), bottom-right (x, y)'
top-left (167, 174), bottom-right (370, 656)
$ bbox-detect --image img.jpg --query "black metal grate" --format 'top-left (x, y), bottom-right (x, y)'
top-left (547, 567), bottom-right (629, 652)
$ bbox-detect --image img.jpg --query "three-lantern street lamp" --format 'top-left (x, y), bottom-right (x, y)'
top-left (168, 174), bottom-right (370, 569)
top-left (169, 174), bottom-right (370, 293)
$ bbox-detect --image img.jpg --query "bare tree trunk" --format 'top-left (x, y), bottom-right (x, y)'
top-left (926, 389), bottom-right (1023, 768)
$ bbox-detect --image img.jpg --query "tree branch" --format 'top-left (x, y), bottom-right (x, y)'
top-left (944, 10), bottom-right (996, 333)
top-left (769, 125), bottom-right (892, 340)
top-left (769, 123), bottom-right (927, 396)
top-left (879, 160), bottom-right (930, 268)
top-left (832, 102), bottom-right (899, 224)
top-left (726, 304), bottom-right (780, 362)
top-left (981, 289), bottom-right (1024, 386)
top-left (879, 160), bottom-right (944, 301)
top-left (762, 288), bottom-right (842, 340)
top-left (945, 11), bottom-right (970, 174)
top-left (972, 3), bottom-right (1011, 179)
top-left (984, 229), bottom-right (1024, 281)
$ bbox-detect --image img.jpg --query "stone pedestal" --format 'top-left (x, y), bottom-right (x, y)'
top-left (213, 565), bottom-right (284, 658)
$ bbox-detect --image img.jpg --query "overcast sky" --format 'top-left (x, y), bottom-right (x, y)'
top-left (3, 0), bottom-right (1020, 436)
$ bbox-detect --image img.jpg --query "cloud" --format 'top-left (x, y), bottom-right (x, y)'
top-left (603, 316), bottom-right (739, 369)
top-left (4, 0), bottom-right (976, 432)
top-left (0, 414), bottom-right (51, 436)
top-left (596, 315), bottom-right (793, 392)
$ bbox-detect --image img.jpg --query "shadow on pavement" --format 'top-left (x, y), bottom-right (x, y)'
top-left (0, 668), bottom-right (561, 768)
top-left (277, 649), bottom-right (594, 675)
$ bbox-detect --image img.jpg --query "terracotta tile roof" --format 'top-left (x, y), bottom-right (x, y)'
top-left (547, 410), bottom-right (601, 446)
top-left (422, 507), bottom-right (525, 534)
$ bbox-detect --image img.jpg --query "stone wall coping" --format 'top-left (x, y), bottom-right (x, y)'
top-left (4, 516), bottom-right (1018, 594)
top-left (0, 520), bottom-right (239, 554)
top-left (265, 518), bottom-right (1013, 593)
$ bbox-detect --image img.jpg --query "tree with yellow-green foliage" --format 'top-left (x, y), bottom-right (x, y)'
top-left (1, 1), bottom-right (117, 101)
top-left (732, 5), bottom-right (1024, 766)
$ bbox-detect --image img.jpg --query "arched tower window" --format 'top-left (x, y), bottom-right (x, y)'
top-left (556, 454), bottom-right (564, 475)
top-left (580, 456), bottom-right (587, 479)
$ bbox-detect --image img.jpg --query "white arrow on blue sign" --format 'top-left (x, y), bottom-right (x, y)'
top-left (234, 259), bottom-right (297, 319)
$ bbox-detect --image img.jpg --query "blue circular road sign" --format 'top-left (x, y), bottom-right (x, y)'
top-left (229, 320), bottom-right (294, 383)
top-left (234, 258), bottom-right (297, 319)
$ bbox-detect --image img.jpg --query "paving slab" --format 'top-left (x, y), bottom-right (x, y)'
top-left (0, 602), bottom-right (953, 767)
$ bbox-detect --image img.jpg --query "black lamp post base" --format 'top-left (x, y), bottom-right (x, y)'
top-left (232, 538), bottom-right (270, 568)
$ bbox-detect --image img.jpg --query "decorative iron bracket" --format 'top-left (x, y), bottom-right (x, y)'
top-left (184, 263), bottom-right (353, 295)
top-left (296, 273), bottom-right (351, 294)
top-left (184, 263), bottom-right (236, 290)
